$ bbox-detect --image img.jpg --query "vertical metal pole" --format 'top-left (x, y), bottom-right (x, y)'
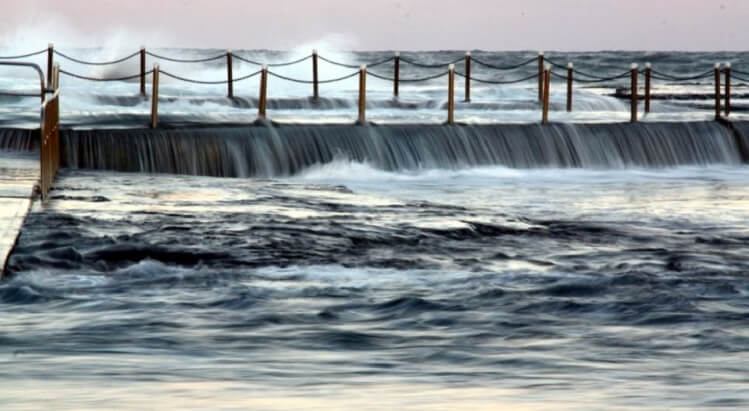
top-left (40, 101), bottom-right (46, 198)
top-left (41, 104), bottom-right (47, 199)
top-left (39, 72), bottom-right (46, 103)
top-left (631, 64), bottom-right (638, 123)
top-left (714, 63), bottom-right (721, 121)
top-left (259, 65), bottom-right (268, 119)
top-left (140, 47), bottom-right (146, 96)
top-left (151, 64), bottom-right (159, 129)
top-left (566, 62), bottom-right (573, 112)
top-left (53, 63), bottom-right (60, 92)
top-left (47, 43), bottom-right (54, 87)
top-left (542, 65), bottom-right (550, 124)
top-left (465, 51), bottom-right (471, 102)
top-left (394, 52), bottom-right (400, 98)
top-left (227, 50), bottom-right (234, 99)
top-left (54, 96), bottom-right (59, 175)
top-left (645, 63), bottom-right (651, 114)
top-left (538, 51), bottom-right (544, 102)
top-left (358, 65), bottom-right (367, 124)
top-left (448, 64), bottom-right (455, 125)
top-left (725, 62), bottom-right (731, 117)
top-left (312, 49), bottom-right (319, 100)
top-left (55, 96), bottom-right (59, 178)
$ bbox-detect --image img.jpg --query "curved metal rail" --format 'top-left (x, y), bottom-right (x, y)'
top-left (0, 61), bottom-right (51, 102)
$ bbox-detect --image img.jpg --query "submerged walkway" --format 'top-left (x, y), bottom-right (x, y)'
top-left (0, 151), bottom-right (38, 277)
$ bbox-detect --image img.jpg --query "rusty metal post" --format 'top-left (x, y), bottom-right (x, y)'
top-left (47, 43), bottom-right (54, 87)
top-left (53, 96), bottom-right (59, 180)
top-left (465, 51), bottom-right (471, 102)
top-left (538, 51), bottom-right (544, 102)
top-left (40, 97), bottom-right (48, 198)
top-left (725, 62), bottom-right (731, 117)
top-left (227, 50), bottom-right (234, 99)
top-left (542, 64), bottom-right (550, 124)
top-left (358, 65), bottom-right (367, 124)
top-left (630, 64), bottom-right (639, 123)
top-left (448, 64), bottom-right (455, 125)
top-left (312, 49), bottom-right (319, 100)
top-left (714, 63), bottom-right (721, 120)
top-left (259, 65), bottom-right (268, 119)
top-left (394, 51), bottom-right (400, 98)
top-left (140, 47), bottom-right (146, 96)
top-left (40, 101), bottom-right (46, 197)
top-left (151, 64), bottom-right (159, 128)
top-left (39, 91), bottom-right (60, 201)
top-left (645, 62), bottom-right (652, 114)
top-left (566, 62), bottom-right (573, 112)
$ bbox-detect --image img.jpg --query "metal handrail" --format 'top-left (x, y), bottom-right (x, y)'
top-left (0, 62), bottom-right (60, 199)
top-left (0, 61), bottom-right (51, 103)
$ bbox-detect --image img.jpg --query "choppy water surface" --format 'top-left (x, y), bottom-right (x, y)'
top-left (3, 164), bottom-right (749, 409)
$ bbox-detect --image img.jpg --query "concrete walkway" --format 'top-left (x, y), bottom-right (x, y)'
top-left (0, 151), bottom-right (38, 277)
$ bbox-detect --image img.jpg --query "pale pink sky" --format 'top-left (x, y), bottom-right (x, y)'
top-left (2, 0), bottom-right (747, 50)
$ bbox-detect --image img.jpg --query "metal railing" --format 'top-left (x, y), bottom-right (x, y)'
top-left (2, 47), bottom-right (746, 125)
top-left (0, 61), bottom-right (48, 103)
top-left (40, 90), bottom-right (61, 201)
top-left (0, 61), bottom-right (59, 200)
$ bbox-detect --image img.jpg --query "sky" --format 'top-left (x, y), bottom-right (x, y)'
top-left (1, 0), bottom-right (748, 51)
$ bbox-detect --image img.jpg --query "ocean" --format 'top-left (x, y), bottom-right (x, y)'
top-left (1, 49), bottom-right (749, 409)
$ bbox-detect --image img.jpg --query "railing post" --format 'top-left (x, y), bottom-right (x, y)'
top-left (47, 43), bottom-right (54, 87)
top-left (394, 52), bottom-right (400, 98)
top-left (259, 65), bottom-right (268, 119)
top-left (43, 112), bottom-right (48, 198)
top-left (465, 51), bottom-right (471, 102)
top-left (566, 62), bottom-right (573, 112)
top-left (40, 99), bottom-right (47, 198)
top-left (52, 63), bottom-right (60, 92)
top-left (140, 47), bottom-right (146, 97)
top-left (714, 62), bottom-right (721, 121)
top-left (40, 92), bottom-right (60, 201)
top-left (312, 49), bottom-right (319, 100)
top-left (725, 62), bottom-right (731, 117)
top-left (448, 64), bottom-right (455, 125)
top-left (630, 63), bottom-right (638, 123)
top-left (227, 50), bottom-right (234, 99)
top-left (645, 62), bottom-right (652, 114)
top-left (51, 97), bottom-right (56, 177)
top-left (55, 96), bottom-right (59, 173)
top-left (46, 103), bottom-right (51, 196)
top-left (358, 65), bottom-right (367, 124)
top-left (50, 95), bottom-right (59, 192)
top-left (151, 64), bottom-right (159, 128)
top-left (538, 51), bottom-right (544, 102)
top-left (542, 64), bottom-right (550, 124)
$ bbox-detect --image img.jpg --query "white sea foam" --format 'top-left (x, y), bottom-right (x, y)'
top-left (295, 158), bottom-right (749, 185)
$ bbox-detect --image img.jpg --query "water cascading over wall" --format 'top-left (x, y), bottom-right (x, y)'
top-left (722, 120), bottom-right (749, 161)
top-left (0, 129), bottom-right (38, 151)
top-left (55, 121), bottom-right (749, 177)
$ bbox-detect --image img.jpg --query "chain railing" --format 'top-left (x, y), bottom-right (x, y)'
top-left (0, 49), bottom-right (47, 60)
top-left (2, 46), bottom-right (745, 124)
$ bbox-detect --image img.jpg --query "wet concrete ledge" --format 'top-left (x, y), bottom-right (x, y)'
top-left (0, 152), bottom-right (38, 278)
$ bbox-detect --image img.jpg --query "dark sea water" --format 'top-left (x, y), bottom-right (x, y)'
top-left (2, 50), bottom-right (749, 409)
top-left (3, 165), bottom-right (749, 409)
